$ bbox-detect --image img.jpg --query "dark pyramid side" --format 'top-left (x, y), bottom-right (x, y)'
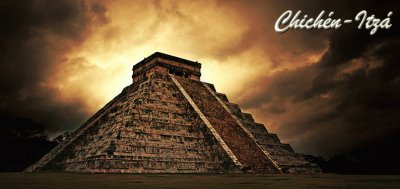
top-left (25, 52), bottom-right (320, 173)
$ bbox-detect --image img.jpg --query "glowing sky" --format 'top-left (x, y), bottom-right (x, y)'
top-left (1, 0), bottom-right (399, 159)
top-left (51, 0), bottom-right (329, 130)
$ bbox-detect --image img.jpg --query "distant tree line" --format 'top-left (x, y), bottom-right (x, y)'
top-left (309, 155), bottom-right (400, 175)
top-left (0, 117), bottom-right (58, 172)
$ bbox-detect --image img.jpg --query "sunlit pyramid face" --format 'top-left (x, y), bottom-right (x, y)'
top-left (25, 52), bottom-right (320, 174)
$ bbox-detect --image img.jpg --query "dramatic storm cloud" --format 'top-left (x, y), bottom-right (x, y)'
top-left (0, 0), bottom-right (108, 133)
top-left (0, 0), bottom-right (399, 169)
top-left (233, 1), bottom-right (400, 162)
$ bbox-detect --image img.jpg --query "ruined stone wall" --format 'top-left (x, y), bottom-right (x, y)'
top-left (27, 57), bottom-right (320, 173)
top-left (235, 111), bottom-right (320, 173)
top-left (204, 83), bottom-right (321, 173)
top-left (132, 65), bottom-right (169, 83)
top-left (40, 73), bottom-right (239, 173)
top-left (156, 57), bottom-right (200, 74)
top-left (175, 77), bottom-right (280, 173)
top-left (132, 57), bottom-right (201, 83)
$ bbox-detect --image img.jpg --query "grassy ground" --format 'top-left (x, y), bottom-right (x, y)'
top-left (1, 173), bottom-right (399, 189)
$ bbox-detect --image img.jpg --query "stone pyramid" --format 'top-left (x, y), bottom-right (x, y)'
top-left (25, 52), bottom-right (320, 173)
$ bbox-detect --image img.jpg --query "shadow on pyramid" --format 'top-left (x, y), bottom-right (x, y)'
top-left (25, 52), bottom-right (321, 174)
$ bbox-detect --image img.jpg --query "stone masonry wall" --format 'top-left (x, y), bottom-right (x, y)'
top-left (204, 83), bottom-right (321, 173)
top-left (175, 77), bottom-right (280, 173)
top-left (40, 73), bottom-right (239, 173)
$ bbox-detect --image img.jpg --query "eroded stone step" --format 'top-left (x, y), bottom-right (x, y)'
top-left (175, 77), bottom-right (280, 173)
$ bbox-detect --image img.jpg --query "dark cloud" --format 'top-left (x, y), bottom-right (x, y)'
top-left (236, 0), bottom-right (400, 171)
top-left (0, 0), bottom-right (399, 173)
top-left (0, 0), bottom-right (108, 134)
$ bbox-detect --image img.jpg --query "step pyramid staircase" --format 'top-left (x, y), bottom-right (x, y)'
top-left (25, 52), bottom-right (320, 173)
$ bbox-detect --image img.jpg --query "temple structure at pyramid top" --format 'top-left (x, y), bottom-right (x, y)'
top-left (132, 52), bottom-right (202, 82)
top-left (25, 52), bottom-right (320, 174)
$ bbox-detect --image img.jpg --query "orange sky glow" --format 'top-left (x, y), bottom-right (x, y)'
top-left (45, 1), bottom-right (328, 142)
top-left (2, 0), bottom-right (399, 159)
